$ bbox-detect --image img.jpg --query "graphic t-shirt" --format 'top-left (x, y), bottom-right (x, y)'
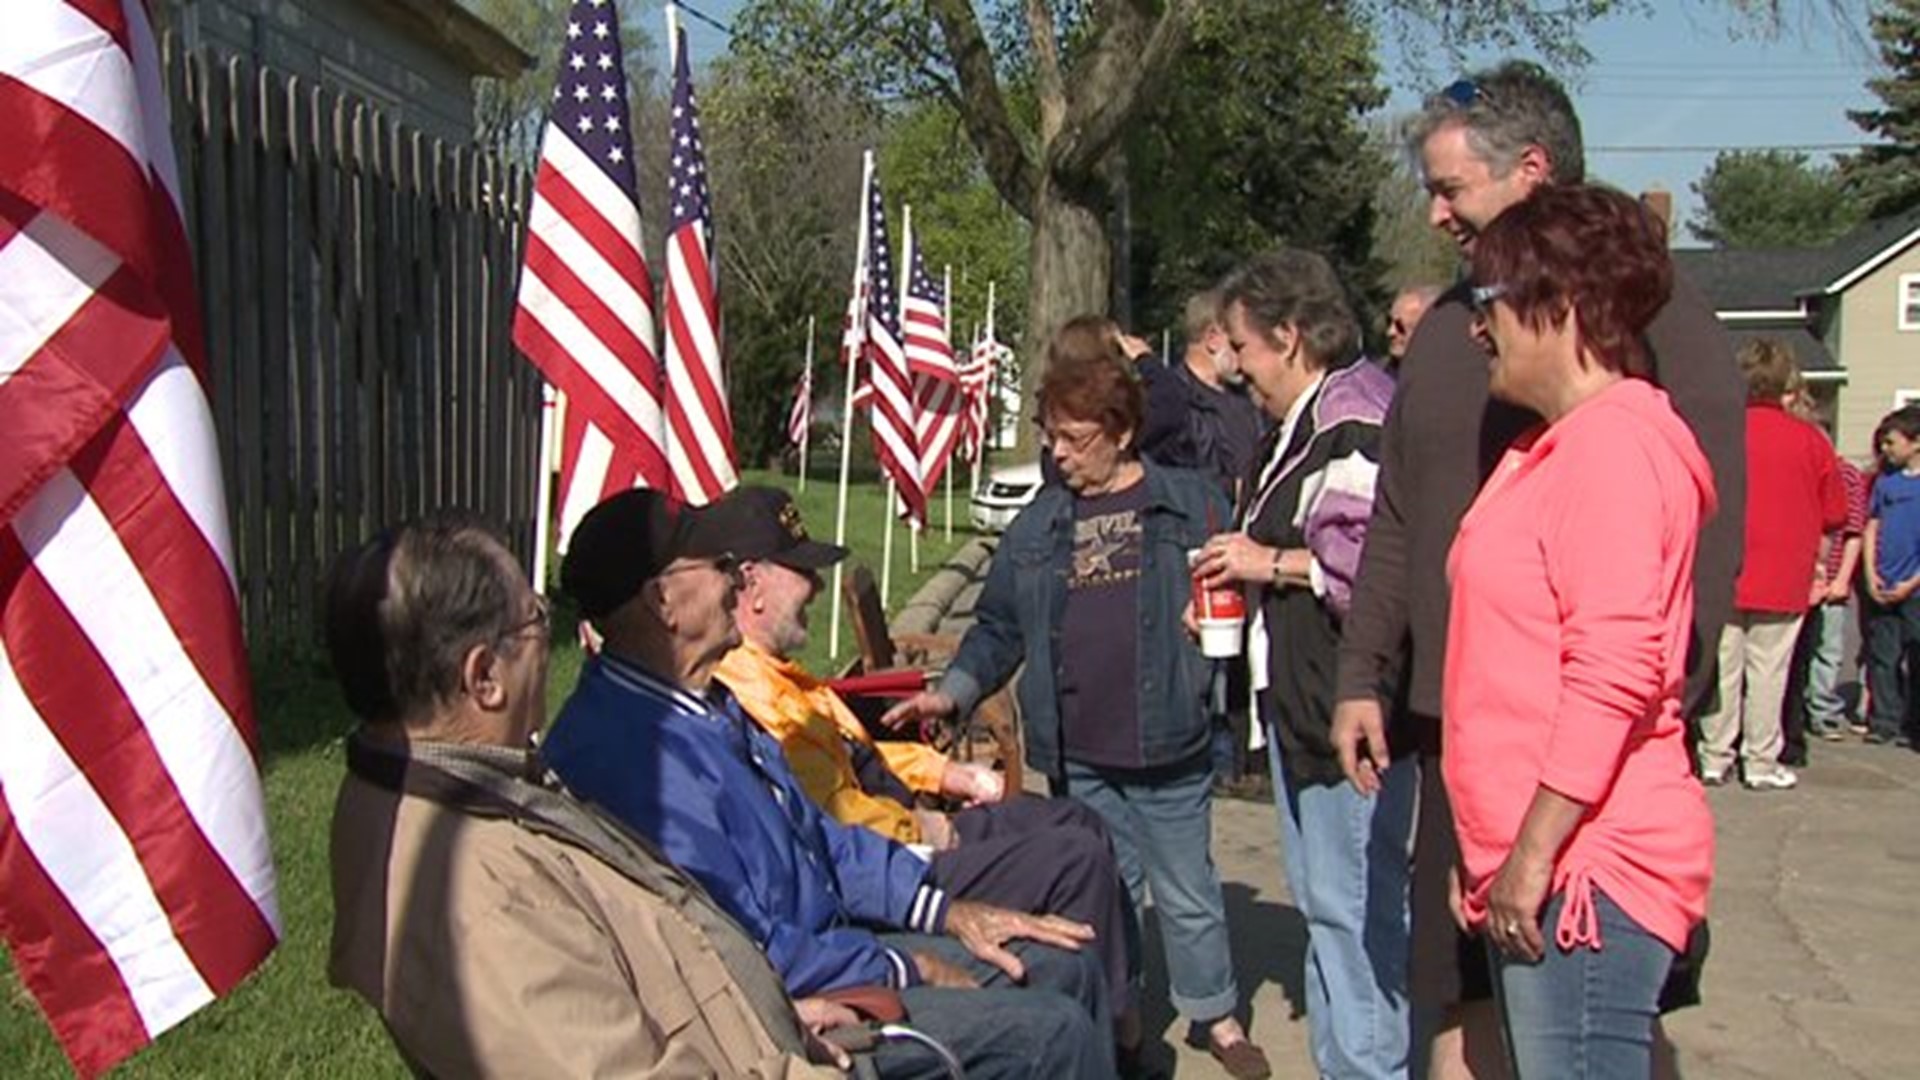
top-left (1058, 480), bottom-right (1147, 768)
top-left (1871, 469), bottom-right (1920, 586)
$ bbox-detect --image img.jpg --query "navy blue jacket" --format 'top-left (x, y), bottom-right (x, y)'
top-left (545, 655), bottom-right (947, 997)
top-left (940, 461), bottom-right (1228, 779)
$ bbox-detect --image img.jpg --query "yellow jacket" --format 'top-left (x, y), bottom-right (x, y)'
top-left (716, 641), bottom-right (948, 845)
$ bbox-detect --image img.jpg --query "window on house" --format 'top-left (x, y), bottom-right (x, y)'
top-left (1902, 274), bottom-right (1920, 331)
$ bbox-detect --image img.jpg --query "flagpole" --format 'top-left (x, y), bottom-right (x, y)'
top-left (968, 319), bottom-right (983, 504)
top-left (942, 263), bottom-right (954, 542)
top-left (665, 5), bottom-right (682, 78)
top-left (531, 384), bottom-right (560, 595)
top-left (830, 149), bottom-right (874, 660)
top-left (881, 476), bottom-right (895, 606)
top-left (798, 314), bottom-right (814, 492)
top-left (984, 279), bottom-right (997, 467)
top-left (900, 203), bottom-right (919, 576)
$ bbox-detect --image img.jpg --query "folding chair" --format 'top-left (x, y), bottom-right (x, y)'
top-left (832, 563), bottom-right (1022, 796)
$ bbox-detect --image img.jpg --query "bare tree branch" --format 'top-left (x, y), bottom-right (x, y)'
top-left (1050, 0), bottom-right (1202, 181)
top-left (926, 0), bottom-right (1041, 217)
top-left (1024, 0), bottom-right (1067, 142)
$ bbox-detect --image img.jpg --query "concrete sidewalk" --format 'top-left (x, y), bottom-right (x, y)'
top-left (913, 538), bottom-right (1920, 1078)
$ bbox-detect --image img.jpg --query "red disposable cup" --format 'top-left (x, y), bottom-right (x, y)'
top-left (1187, 550), bottom-right (1244, 658)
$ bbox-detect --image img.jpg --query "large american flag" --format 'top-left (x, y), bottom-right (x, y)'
top-left (901, 235), bottom-right (963, 497)
top-left (860, 166), bottom-right (923, 523)
top-left (513, 0), bottom-right (668, 549)
top-left (661, 22), bottom-right (735, 505)
top-left (0, 3), bottom-right (280, 1075)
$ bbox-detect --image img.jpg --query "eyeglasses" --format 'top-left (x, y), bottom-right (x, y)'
top-left (1032, 419), bottom-right (1104, 454)
top-left (660, 552), bottom-right (743, 584)
top-left (1468, 283), bottom-right (1508, 316)
top-left (501, 594), bottom-right (552, 644)
top-left (1440, 78), bottom-right (1493, 109)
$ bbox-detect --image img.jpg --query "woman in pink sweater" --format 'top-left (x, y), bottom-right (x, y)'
top-left (1444, 185), bottom-right (1716, 1078)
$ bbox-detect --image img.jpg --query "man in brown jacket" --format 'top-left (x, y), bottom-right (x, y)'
top-left (1330, 61), bottom-right (1745, 1078)
top-left (322, 515), bottom-right (846, 1077)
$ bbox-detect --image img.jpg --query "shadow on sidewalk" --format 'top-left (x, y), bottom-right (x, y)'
top-left (1137, 881), bottom-right (1308, 1039)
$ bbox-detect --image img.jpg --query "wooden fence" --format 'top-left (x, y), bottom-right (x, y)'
top-left (163, 41), bottom-right (540, 655)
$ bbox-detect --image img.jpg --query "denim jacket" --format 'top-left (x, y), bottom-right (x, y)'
top-left (940, 461), bottom-right (1228, 779)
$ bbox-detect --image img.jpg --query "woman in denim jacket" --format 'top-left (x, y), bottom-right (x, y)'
top-left (886, 317), bottom-right (1270, 1078)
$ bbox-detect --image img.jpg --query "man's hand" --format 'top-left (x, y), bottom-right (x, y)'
top-left (880, 691), bottom-right (957, 734)
top-left (909, 950), bottom-right (980, 989)
top-left (1332, 698), bottom-right (1389, 796)
top-left (794, 998), bottom-right (862, 1070)
top-left (941, 761), bottom-right (1005, 806)
top-left (944, 900), bottom-right (1093, 983)
top-left (912, 808), bottom-right (958, 851)
top-left (1115, 332), bottom-right (1153, 361)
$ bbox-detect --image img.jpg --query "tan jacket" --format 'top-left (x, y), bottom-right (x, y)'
top-left (329, 767), bottom-right (837, 1078)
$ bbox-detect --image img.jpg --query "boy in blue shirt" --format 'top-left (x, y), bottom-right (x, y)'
top-left (1864, 405), bottom-right (1920, 745)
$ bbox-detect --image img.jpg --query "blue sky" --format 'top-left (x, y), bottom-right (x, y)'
top-left (659, 1), bottom-right (1882, 248)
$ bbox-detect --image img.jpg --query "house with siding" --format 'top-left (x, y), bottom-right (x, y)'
top-left (1675, 209), bottom-right (1920, 463)
top-left (161, 0), bottom-right (529, 143)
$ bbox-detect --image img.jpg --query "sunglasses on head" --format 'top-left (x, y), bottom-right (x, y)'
top-left (1441, 78), bottom-right (1493, 109)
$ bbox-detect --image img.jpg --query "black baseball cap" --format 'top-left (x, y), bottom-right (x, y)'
top-left (689, 486), bottom-right (848, 571)
top-left (561, 489), bottom-right (712, 619)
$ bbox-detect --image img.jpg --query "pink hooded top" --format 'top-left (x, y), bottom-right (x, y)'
top-left (1444, 378), bottom-right (1717, 953)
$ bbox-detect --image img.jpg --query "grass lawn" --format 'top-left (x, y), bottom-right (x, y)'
top-left (0, 469), bottom-right (981, 1077)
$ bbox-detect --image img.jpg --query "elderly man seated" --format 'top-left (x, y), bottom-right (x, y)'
top-left (707, 485), bottom-right (1133, 1027)
top-left (322, 515), bottom-right (844, 1076)
top-left (543, 490), bottom-right (1113, 1079)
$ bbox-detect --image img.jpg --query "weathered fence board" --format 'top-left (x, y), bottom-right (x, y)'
top-left (169, 41), bottom-right (533, 653)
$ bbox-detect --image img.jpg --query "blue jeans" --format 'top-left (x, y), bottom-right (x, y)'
top-left (1802, 602), bottom-right (1850, 734)
top-left (1866, 594), bottom-right (1920, 739)
top-left (881, 934), bottom-right (1112, 1079)
top-left (1268, 739), bottom-right (1416, 1079)
top-left (1491, 889), bottom-right (1675, 1080)
top-left (1058, 757), bottom-right (1239, 1022)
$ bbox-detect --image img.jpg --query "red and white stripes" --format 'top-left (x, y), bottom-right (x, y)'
top-left (1, 4), bottom-right (279, 1075)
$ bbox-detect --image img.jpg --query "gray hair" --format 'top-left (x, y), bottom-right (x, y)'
top-left (1182, 288), bottom-right (1225, 341)
top-left (1403, 60), bottom-right (1585, 185)
top-left (1217, 249), bottom-right (1360, 370)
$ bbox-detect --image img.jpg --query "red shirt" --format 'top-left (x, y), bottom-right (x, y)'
top-left (1734, 403), bottom-right (1846, 613)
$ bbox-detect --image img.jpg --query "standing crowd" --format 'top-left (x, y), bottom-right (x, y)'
top-left (312, 58), bottom-right (1920, 1080)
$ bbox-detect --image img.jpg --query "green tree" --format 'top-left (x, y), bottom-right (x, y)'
top-left (1371, 136), bottom-right (1463, 297)
top-left (701, 62), bottom-right (878, 468)
top-left (1844, 0), bottom-right (1920, 217)
top-left (729, 0), bottom-right (1652, 450)
top-left (880, 102), bottom-right (1031, 354)
top-left (1122, 0), bottom-right (1389, 341)
top-left (467, 0), bottom-right (658, 165)
top-left (1691, 149), bottom-right (1867, 247)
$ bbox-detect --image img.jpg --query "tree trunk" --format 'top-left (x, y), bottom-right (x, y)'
top-left (1016, 176), bottom-right (1111, 455)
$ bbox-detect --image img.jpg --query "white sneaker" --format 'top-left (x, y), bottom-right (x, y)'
top-left (1744, 767), bottom-right (1798, 791)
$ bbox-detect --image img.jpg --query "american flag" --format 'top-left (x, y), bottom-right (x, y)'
top-left (786, 342), bottom-right (812, 449)
top-left (661, 21), bottom-right (735, 505)
top-left (900, 235), bottom-right (963, 496)
top-left (959, 331), bottom-right (1006, 463)
top-left (0, 3), bottom-right (280, 1075)
top-left (859, 165), bottom-right (923, 523)
top-left (513, 0), bottom-right (668, 549)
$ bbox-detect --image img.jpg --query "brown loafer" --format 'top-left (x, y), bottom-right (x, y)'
top-left (1206, 1037), bottom-right (1271, 1080)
